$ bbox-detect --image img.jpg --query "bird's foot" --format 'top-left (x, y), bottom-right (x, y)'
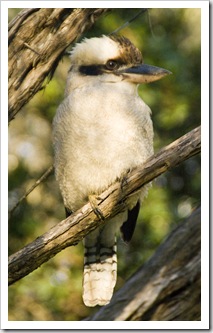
top-left (120, 169), bottom-right (131, 191)
top-left (89, 194), bottom-right (105, 221)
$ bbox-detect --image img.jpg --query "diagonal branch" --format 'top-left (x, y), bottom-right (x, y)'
top-left (9, 165), bottom-right (54, 216)
top-left (110, 9), bottom-right (148, 34)
top-left (8, 8), bottom-right (110, 121)
top-left (8, 126), bottom-right (201, 285)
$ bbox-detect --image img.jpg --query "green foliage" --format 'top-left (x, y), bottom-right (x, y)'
top-left (8, 8), bottom-right (201, 321)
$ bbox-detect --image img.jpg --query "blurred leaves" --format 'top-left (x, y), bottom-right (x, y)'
top-left (8, 8), bottom-right (200, 321)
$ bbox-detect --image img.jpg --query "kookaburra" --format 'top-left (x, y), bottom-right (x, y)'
top-left (53, 35), bottom-right (171, 307)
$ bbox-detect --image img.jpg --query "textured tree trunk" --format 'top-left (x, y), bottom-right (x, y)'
top-left (86, 207), bottom-right (201, 321)
top-left (8, 8), bottom-right (110, 121)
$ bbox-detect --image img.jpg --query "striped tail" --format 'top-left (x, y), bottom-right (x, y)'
top-left (82, 228), bottom-right (117, 307)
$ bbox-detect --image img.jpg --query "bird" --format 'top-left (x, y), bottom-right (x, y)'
top-left (52, 34), bottom-right (171, 307)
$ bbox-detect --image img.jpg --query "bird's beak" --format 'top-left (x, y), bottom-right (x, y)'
top-left (118, 64), bottom-right (172, 83)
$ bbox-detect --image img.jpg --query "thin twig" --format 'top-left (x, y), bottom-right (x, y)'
top-left (23, 42), bottom-right (41, 56)
top-left (110, 9), bottom-right (148, 35)
top-left (9, 165), bottom-right (54, 216)
top-left (147, 10), bottom-right (156, 39)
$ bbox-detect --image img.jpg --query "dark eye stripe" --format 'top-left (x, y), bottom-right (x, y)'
top-left (79, 57), bottom-right (127, 76)
top-left (79, 65), bottom-right (102, 76)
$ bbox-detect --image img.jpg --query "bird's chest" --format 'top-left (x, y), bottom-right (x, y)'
top-left (68, 91), bottom-right (152, 165)
top-left (54, 89), bottom-right (153, 209)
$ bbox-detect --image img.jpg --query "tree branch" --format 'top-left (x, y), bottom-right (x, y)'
top-left (8, 8), bottom-right (110, 121)
top-left (110, 9), bottom-right (148, 34)
top-left (86, 207), bottom-right (201, 321)
top-left (8, 126), bottom-right (201, 285)
top-left (9, 165), bottom-right (54, 217)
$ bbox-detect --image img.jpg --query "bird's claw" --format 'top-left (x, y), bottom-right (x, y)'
top-left (120, 169), bottom-right (130, 191)
top-left (89, 194), bottom-right (105, 221)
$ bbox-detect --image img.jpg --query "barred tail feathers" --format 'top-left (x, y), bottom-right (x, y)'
top-left (83, 230), bottom-right (117, 307)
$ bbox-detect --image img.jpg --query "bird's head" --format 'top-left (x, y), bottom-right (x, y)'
top-left (69, 35), bottom-right (171, 87)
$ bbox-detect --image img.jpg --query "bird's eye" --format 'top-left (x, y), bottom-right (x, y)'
top-left (105, 60), bottom-right (118, 71)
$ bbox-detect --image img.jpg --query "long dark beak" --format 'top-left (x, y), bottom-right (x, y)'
top-left (119, 64), bottom-right (172, 83)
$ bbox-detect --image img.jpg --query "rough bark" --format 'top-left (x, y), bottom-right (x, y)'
top-left (8, 126), bottom-right (201, 286)
top-left (8, 8), bottom-right (110, 121)
top-left (86, 207), bottom-right (201, 321)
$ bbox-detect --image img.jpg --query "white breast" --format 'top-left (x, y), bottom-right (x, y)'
top-left (53, 81), bottom-right (153, 212)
